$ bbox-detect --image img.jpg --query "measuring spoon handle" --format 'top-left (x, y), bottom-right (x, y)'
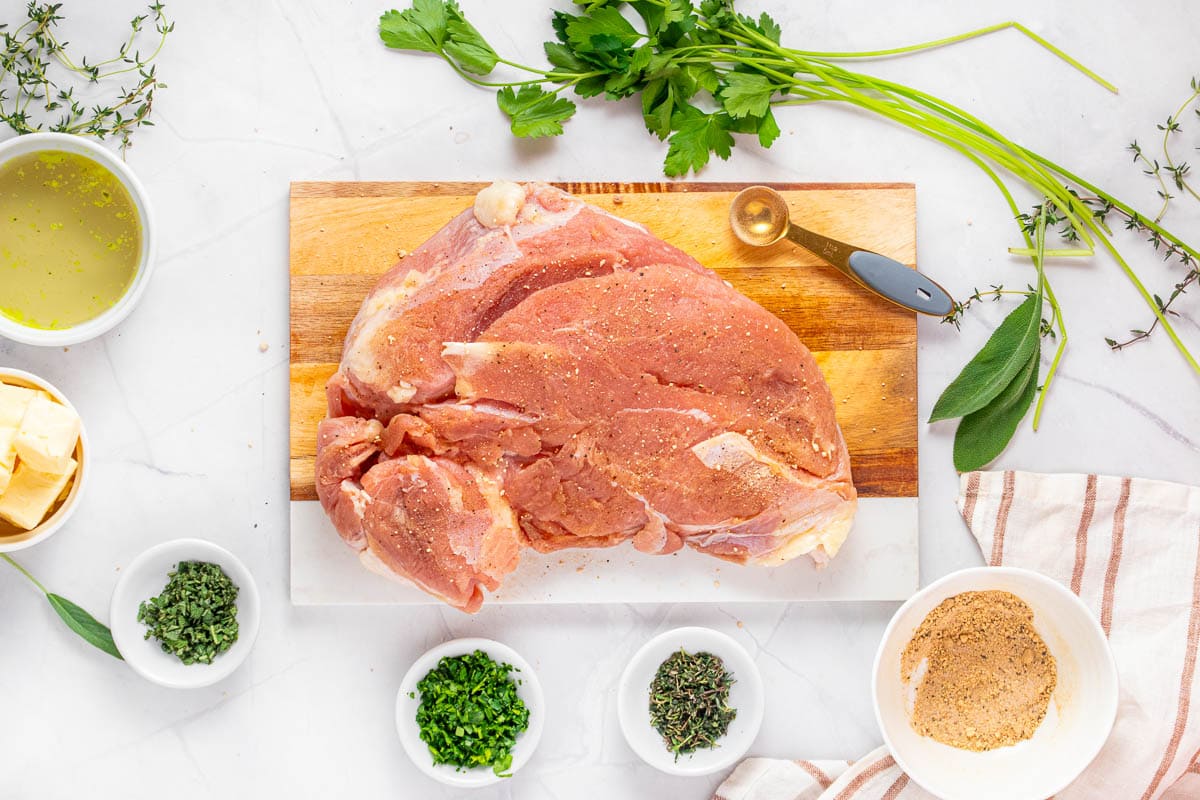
top-left (783, 225), bottom-right (954, 317)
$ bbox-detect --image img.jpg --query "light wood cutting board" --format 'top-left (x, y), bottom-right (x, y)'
top-left (288, 181), bottom-right (919, 605)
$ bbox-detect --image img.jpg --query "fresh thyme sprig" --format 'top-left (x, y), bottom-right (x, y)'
top-left (0, 2), bottom-right (173, 151)
top-left (1102, 78), bottom-right (1200, 352)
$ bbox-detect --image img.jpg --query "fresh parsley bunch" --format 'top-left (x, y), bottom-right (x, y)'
top-left (379, 0), bottom-right (1200, 470)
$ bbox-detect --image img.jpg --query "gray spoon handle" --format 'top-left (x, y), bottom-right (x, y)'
top-left (846, 251), bottom-right (955, 317)
top-left (784, 224), bottom-right (954, 317)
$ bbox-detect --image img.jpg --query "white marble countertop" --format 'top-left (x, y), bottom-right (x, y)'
top-left (2, 1), bottom-right (1198, 797)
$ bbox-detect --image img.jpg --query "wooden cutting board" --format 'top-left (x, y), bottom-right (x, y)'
top-left (289, 180), bottom-right (917, 504)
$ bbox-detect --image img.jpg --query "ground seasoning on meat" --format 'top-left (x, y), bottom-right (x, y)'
top-left (900, 590), bottom-right (1057, 751)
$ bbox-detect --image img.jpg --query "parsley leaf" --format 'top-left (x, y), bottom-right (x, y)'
top-left (664, 105), bottom-right (734, 176)
top-left (718, 71), bottom-right (776, 119)
top-left (497, 85), bottom-right (577, 137)
top-left (565, 6), bottom-right (641, 53)
top-left (754, 11), bottom-right (782, 44)
top-left (443, 12), bottom-right (497, 75)
top-left (756, 107), bottom-right (781, 148)
top-left (544, 41), bottom-right (591, 73)
top-left (380, 1), bottom-right (496, 75)
top-left (379, 0), bottom-right (448, 53)
top-left (603, 44), bottom-right (652, 98)
top-left (630, 0), bottom-right (689, 37)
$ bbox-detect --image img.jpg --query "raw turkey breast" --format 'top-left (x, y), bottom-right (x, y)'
top-left (315, 181), bottom-right (857, 612)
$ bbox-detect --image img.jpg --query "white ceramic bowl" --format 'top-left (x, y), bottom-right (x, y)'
top-left (0, 132), bottom-right (156, 346)
top-left (110, 538), bottom-right (260, 688)
top-left (396, 637), bottom-right (545, 789)
top-left (0, 368), bottom-right (88, 552)
top-left (618, 626), bottom-right (764, 776)
top-left (873, 567), bottom-right (1118, 800)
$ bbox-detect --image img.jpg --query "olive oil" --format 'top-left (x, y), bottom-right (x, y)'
top-left (0, 150), bottom-right (141, 329)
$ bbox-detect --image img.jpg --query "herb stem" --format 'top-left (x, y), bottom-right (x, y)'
top-left (2, 552), bottom-right (48, 593)
top-left (788, 20), bottom-right (1117, 95)
top-left (1161, 85), bottom-right (1200, 203)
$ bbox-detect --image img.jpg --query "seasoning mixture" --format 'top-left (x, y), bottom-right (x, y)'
top-left (412, 649), bottom-right (530, 776)
top-left (137, 561), bottom-right (240, 665)
top-left (649, 649), bottom-right (737, 758)
top-left (0, 150), bottom-right (141, 330)
top-left (901, 590), bottom-right (1057, 751)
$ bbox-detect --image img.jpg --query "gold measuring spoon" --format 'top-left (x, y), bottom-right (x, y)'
top-left (729, 186), bottom-right (955, 316)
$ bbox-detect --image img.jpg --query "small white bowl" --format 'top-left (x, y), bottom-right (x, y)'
top-left (618, 626), bottom-right (764, 776)
top-left (0, 368), bottom-right (88, 552)
top-left (873, 567), bottom-right (1118, 800)
top-left (396, 637), bottom-right (544, 789)
top-left (110, 538), bottom-right (260, 688)
top-left (0, 132), bottom-right (156, 346)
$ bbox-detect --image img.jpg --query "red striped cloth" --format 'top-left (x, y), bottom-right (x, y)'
top-left (714, 471), bottom-right (1200, 800)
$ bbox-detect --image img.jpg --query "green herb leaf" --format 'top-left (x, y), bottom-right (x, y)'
top-left (46, 593), bottom-right (123, 660)
top-left (641, 78), bottom-right (673, 138)
top-left (443, 12), bottom-right (498, 75)
top-left (952, 342), bottom-right (1041, 471)
top-left (2, 554), bottom-right (121, 660)
top-left (564, 6), bottom-right (641, 54)
top-left (663, 105), bottom-right (733, 177)
top-left (379, 0), bottom-right (448, 53)
top-left (380, 2), bottom-right (496, 74)
top-left (929, 292), bottom-right (1042, 422)
top-left (718, 71), bottom-right (775, 119)
top-left (496, 85), bottom-right (576, 137)
top-left (756, 107), bottom-right (781, 148)
top-left (544, 41), bottom-right (590, 73)
top-left (137, 561), bottom-right (239, 665)
top-left (415, 649), bottom-right (530, 776)
top-left (754, 11), bottom-right (782, 44)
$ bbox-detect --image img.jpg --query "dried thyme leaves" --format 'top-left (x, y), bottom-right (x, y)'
top-left (649, 649), bottom-right (737, 758)
top-left (137, 560), bottom-right (239, 665)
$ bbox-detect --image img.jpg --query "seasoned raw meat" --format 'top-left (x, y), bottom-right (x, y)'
top-left (315, 181), bottom-right (857, 611)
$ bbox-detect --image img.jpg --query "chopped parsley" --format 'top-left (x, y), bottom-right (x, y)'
top-left (137, 561), bottom-right (239, 665)
top-left (414, 649), bottom-right (530, 776)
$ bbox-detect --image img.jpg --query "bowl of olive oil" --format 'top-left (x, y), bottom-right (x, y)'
top-left (0, 132), bottom-right (155, 346)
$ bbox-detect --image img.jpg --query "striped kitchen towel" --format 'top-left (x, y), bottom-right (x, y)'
top-left (714, 471), bottom-right (1200, 800)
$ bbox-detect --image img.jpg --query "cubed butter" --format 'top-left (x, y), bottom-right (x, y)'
top-left (0, 458), bottom-right (76, 530)
top-left (14, 393), bottom-right (80, 474)
top-left (0, 383), bottom-right (38, 493)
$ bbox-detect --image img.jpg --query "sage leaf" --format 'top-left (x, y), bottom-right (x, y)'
top-left (952, 342), bottom-right (1041, 471)
top-left (929, 292), bottom-right (1042, 422)
top-left (46, 593), bottom-right (123, 660)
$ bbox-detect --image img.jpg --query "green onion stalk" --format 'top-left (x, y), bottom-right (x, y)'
top-left (378, 0), bottom-right (1198, 455)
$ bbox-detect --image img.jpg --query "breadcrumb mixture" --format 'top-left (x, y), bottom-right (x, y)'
top-left (901, 590), bottom-right (1057, 751)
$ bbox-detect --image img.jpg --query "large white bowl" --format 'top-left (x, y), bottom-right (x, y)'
top-left (110, 538), bottom-right (260, 688)
top-left (0, 132), bottom-right (156, 346)
top-left (618, 626), bottom-right (764, 776)
top-left (0, 368), bottom-right (88, 552)
top-left (873, 567), bottom-right (1118, 800)
top-left (396, 637), bottom-right (545, 789)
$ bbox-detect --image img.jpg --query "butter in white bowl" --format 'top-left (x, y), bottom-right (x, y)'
top-left (0, 373), bottom-right (83, 538)
top-left (0, 382), bottom-right (38, 492)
